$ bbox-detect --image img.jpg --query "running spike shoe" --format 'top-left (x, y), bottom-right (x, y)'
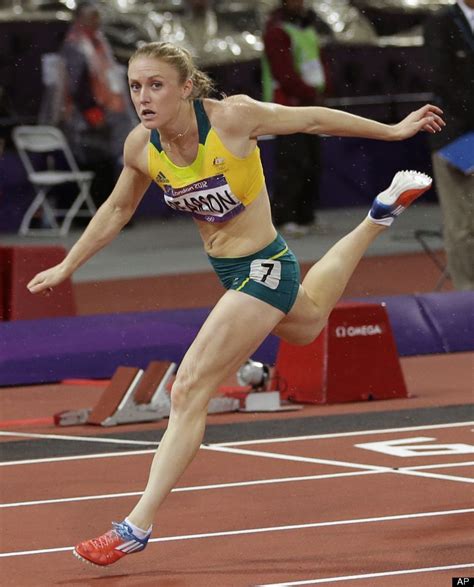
top-left (73, 521), bottom-right (150, 566)
top-left (369, 170), bottom-right (432, 226)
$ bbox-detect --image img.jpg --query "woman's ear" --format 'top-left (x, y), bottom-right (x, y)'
top-left (182, 78), bottom-right (193, 100)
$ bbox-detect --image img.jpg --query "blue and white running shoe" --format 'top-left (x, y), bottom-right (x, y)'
top-left (369, 170), bottom-right (432, 226)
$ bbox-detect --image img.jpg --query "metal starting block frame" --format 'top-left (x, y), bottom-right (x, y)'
top-left (240, 391), bottom-right (303, 412)
top-left (55, 360), bottom-right (240, 427)
top-left (89, 361), bottom-right (176, 426)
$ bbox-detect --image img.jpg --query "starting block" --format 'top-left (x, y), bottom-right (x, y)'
top-left (55, 360), bottom-right (240, 427)
top-left (87, 361), bottom-right (176, 426)
top-left (275, 302), bottom-right (408, 404)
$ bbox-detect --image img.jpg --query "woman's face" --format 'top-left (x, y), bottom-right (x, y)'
top-left (128, 57), bottom-right (191, 129)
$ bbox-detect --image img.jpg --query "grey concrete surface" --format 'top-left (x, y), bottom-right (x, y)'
top-left (0, 203), bottom-right (442, 283)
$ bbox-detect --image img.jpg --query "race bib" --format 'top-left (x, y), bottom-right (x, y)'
top-left (250, 259), bottom-right (282, 290)
top-left (163, 174), bottom-right (244, 223)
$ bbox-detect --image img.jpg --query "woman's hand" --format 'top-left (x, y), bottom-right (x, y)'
top-left (393, 104), bottom-right (445, 140)
top-left (27, 264), bottom-right (70, 295)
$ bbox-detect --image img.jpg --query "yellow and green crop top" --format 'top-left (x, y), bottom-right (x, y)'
top-left (148, 100), bottom-right (265, 223)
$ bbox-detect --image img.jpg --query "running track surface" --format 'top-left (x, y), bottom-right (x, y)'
top-left (1, 228), bottom-right (468, 586)
top-left (1, 420), bottom-right (473, 586)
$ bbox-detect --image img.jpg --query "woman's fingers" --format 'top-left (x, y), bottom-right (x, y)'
top-left (27, 273), bottom-right (51, 294)
top-left (421, 104), bottom-right (444, 117)
top-left (27, 264), bottom-right (66, 294)
top-left (422, 115), bottom-right (444, 133)
top-left (28, 281), bottom-right (47, 294)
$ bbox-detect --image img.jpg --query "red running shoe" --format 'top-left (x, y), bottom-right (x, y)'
top-left (73, 521), bottom-right (150, 567)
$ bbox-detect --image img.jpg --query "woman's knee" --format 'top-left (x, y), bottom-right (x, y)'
top-left (170, 372), bottom-right (210, 416)
top-left (284, 325), bottom-right (322, 346)
top-left (276, 313), bottom-right (327, 346)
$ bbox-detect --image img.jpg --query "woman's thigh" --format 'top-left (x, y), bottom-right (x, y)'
top-left (175, 289), bottom-right (285, 395)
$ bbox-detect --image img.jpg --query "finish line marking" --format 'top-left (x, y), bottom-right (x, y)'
top-left (257, 562), bottom-right (474, 586)
top-left (0, 507), bottom-right (472, 558)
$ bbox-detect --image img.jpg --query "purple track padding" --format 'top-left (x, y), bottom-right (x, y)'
top-left (373, 295), bottom-right (446, 356)
top-left (416, 291), bottom-right (474, 353)
top-left (0, 292), bottom-right (472, 387)
top-left (0, 308), bottom-right (278, 387)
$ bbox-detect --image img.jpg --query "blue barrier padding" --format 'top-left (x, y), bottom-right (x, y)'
top-left (373, 295), bottom-right (446, 356)
top-left (0, 292), bottom-right (472, 387)
top-left (416, 291), bottom-right (474, 353)
top-left (0, 308), bottom-right (279, 387)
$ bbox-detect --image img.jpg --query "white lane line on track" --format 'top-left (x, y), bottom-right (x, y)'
top-left (0, 449), bottom-right (156, 466)
top-left (403, 460), bottom-right (474, 470)
top-left (0, 508), bottom-right (472, 558)
top-left (257, 563), bottom-right (474, 586)
top-left (0, 460), bottom-right (474, 509)
top-left (1, 438), bottom-right (472, 485)
top-left (0, 430), bottom-right (158, 446)
top-left (396, 469), bottom-right (474, 484)
top-left (214, 421), bottom-right (474, 446)
top-left (0, 470), bottom-right (381, 509)
top-left (202, 444), bottom-right (390, 472)
top-left (204, 446), bottom-right (474, 484)
top-left (2, 460), bottom-right (473, 509)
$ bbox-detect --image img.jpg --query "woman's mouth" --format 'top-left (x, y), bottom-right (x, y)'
top-left (141, 109), bottom-right (156, 120)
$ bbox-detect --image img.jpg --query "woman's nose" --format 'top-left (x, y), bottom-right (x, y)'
top-left (139, 88), bottom-right (150, 103)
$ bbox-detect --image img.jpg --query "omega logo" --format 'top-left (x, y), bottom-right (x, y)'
top-left (335, 324), bottom-right (383, 338)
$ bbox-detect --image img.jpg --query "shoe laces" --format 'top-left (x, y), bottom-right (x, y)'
top-left (90, 527), bottom-right (120, 549)
top-left (90, 522), bottom-right (134, 549)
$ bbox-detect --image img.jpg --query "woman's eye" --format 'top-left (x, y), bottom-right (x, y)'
top-left (130, 84), bottom-right (140, 91)
top-left (152, 82), bottom-right (162, 89)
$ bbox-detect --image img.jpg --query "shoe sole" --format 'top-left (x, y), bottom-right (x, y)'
top-left (376, 171), bottom-right (432, 212)
top-left (73, 548), bottom-right (112, 568)
top-left (396, 184), bottom-right (431, 208)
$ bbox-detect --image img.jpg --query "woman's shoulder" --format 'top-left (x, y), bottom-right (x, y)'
top-left (123, 123), bottom-right (150, 170)
top-left (203, 94), bottom-right (257, 135)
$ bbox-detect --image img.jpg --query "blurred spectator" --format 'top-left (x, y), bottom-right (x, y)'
top-left (423, 0), bottom-right (474, 290)
top-left (262, 0), bottom-right (332, 237)
top-left (60, 1), bottom-right (136, 210)
top-left (181, 0), bottom-right (217, 62)
top-left (186, 0), bottom-right (210, 17)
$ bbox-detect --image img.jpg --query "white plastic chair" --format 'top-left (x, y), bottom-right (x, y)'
top-left (12, 125), bottom-right (96, 236)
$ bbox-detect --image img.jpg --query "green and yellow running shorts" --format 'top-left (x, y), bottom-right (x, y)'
top-left (208, 233), bottom-right (300, 314)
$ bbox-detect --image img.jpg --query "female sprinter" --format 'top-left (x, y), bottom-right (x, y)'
top-left (27, 41), bottom-right (444, 566)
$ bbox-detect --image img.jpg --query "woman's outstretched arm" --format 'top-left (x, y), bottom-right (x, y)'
top-left (221, 95), bottom-right (445, 142)
top-left (27, 127), bottom-right (151, 294)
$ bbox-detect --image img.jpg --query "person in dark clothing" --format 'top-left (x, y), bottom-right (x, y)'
top-left (262, 0), bottom-right (332, 237)
top-left (423, 0), bottom-right (474, 290)
top-left (60, 1), bottom-right (135, 211)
